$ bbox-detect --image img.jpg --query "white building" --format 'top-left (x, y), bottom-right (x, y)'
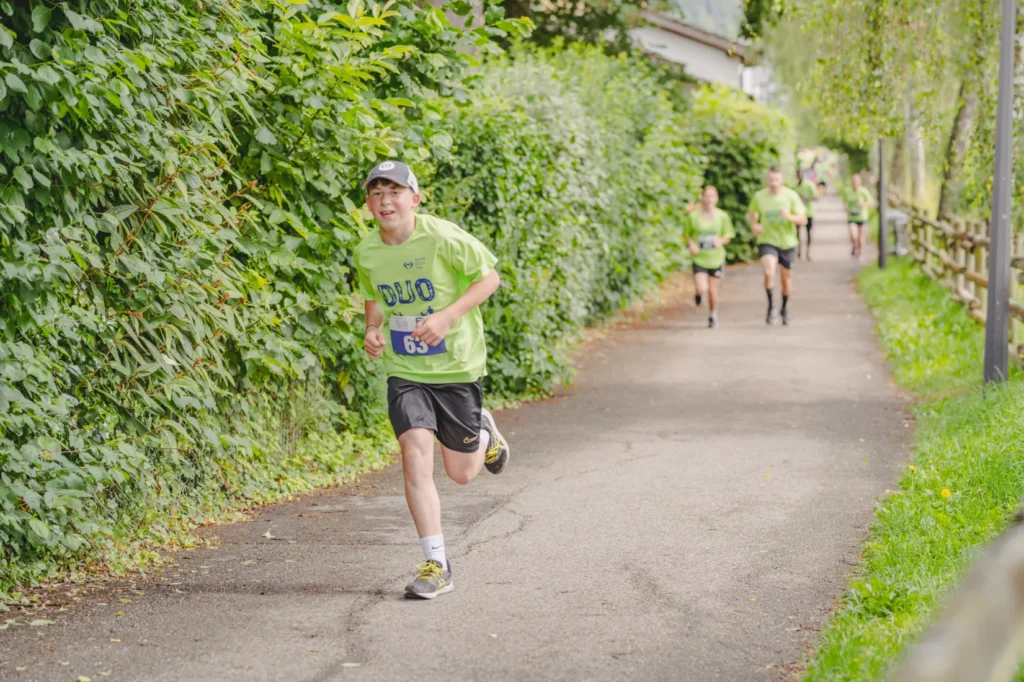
top-left (630, 12), bottom-right (776, 101)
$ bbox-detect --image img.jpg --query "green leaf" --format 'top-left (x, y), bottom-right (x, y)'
top-left (12, 166), bottom-right (33, 190)
top-left (255, 126), bottom-right (277, 145)
top-left (31, 5), bottom-right (51, 32)
top-left (28, 519), bottom-right (50, 540)
top-left (34, 65), bottom-right (61, 86)
top-left (5, 73), bottom-right (27, 94)
top-left (0, 28), bottom-right (12, 50)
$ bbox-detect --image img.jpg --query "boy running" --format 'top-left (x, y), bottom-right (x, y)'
top-left (747, 168), bottom-right (807, 326)
top-left (794, 170), bottom-right (819, 261)
top-left (684, 186), bottom-right (735, 328)
top-left (844, 172), bottom-right (874, 262)
top-left (354, 161), bottom-right (510, 600)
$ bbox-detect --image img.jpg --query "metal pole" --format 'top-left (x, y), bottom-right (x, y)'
top-left (878, 137), bottom-right (888, 269)
top-left (984, 0), bottom-right (1016, 384)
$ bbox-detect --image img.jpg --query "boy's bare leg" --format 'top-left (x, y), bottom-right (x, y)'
top-left (399, 428), bottom-right (442, 539)
top-left (440, 442), bottom-right (485, 485)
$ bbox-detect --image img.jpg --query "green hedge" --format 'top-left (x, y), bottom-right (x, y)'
top-left (690, 85), bottom-right (796, 263)
top-left (0, 1), bottom-right (785, 596)
top-left (0, 0), bottom-right (522, 596)
top-left (425, 45), bottom-right (703, 396)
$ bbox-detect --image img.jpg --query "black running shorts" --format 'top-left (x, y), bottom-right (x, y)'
top-left (758, 243), bottom-right (796, 270)
top-left (387, 377), bottom-right (483, 453)
top-left (692, 263), bottom-right (724, 278)
top-left (805, 216), bottom-right (814, 232)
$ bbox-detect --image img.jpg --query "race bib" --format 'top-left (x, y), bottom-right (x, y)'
top-left (390, 315), bottom-right (447, 357)
top-left (698, 235), bottom-right (717, 250)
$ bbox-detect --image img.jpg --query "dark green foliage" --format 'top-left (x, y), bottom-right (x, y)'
top-left (0, 0), bottom-right (523, 596)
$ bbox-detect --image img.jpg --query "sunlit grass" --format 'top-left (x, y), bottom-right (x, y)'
top-left (803, 259), bottom-right (1024, 681)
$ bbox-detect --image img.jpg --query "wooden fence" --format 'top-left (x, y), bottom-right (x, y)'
top-left (892, 198), bottom-right (1024, 359)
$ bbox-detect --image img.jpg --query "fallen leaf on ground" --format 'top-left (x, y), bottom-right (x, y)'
top-left (119, 598), bottom-right (131, 604)
top-left (262, 530), bottom-right (274, 539)
top-left (78, 676), bottom-right (91, 682)
top-left (98, 671), bottom-right (112, 676)
top-left (241, 560), bottom-right (256, 566)
top-left (28, 619), bottom-right (54, 626)
top-left (110, 639), bottom-right (121, 643)
top-left (341, 662), bottom-right (361, 668)
top-left (488, 634), bottom-right (498, 639)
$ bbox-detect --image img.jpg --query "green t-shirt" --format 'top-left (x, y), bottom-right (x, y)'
top-left (684, 208), bottom-right (735, 269)
top-left (354, 213), bottom-right (497, 384)
top-left (747, 187), bottom-right (805, 250)
top-left (795, 179), bottom-right (818, 218)
top-left (844, 186), bottom-right (873, 222)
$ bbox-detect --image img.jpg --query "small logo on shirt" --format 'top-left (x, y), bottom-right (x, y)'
top-left (463, 435), bottom-right (479, 444)
top-left (404, 261), bottom-right (414, 269)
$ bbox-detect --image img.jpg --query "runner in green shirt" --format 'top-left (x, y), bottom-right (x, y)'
top-left (843, 172), bottom-right (874, 262)
top-left (684, 185), bottom-right (735, 329)
top-left (354, 160), bottom-right (511, 600)
top-left (747, 168), bottom-right (808, 326)
top-left (794, 170), bottom-right (819, 261)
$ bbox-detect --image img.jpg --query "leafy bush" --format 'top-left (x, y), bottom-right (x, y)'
top-left (689, 85), bottom-right (796, 263)
top-left (0, 0), bottom-right (521, 596)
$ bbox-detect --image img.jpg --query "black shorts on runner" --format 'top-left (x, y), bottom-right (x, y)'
top-left (805, 217), bottom-right (814, 231)
top-left (758, 243), bottom-right (796, 270)
top-left (387, 377), bottom-right (483, 453)
top-left (692, 263), bottom-right (723, 278)
top-left (848, 219), bottom-right (866, 226)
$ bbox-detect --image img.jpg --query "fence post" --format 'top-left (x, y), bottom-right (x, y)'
top-left (975, 222), bottom-right (986, 306)
top-left (955, 221), bottom-right (967, 301)
top-left (924, 219), bottom-right (934, 275)
top-left (1013, 233), bottom-right (1023, 357)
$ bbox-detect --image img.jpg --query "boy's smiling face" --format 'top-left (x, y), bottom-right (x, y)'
top-left (366, 180), bottom-right (420, 231)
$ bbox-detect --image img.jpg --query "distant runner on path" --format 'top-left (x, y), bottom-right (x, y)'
top-left (794, 170), bottom-right (819, 261)
top-left (354, 160), bottom-right (511, 600)
top-left (684, 186), bottom-right (735, 329)
top-left (747, 168), bottom-right (808, 326)
top-left (843, 172), bottom-right (874, 262)
top-left (684, 183), bottom-right (733, 327)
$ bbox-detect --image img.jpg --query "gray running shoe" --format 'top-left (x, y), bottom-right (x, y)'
top-left (781, 308), bottom-right (790, 326)
top-left (708, 313), bottom-right (718, 329)
top-left (481, 408), bottom-right (510, 475)
top-left (766, 307), bottom-right (776, 325)
top-left (405, 559), bottom-right (453, 600)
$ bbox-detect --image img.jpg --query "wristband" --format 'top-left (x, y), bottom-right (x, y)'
top-left (366, 324), bottom-right (379, 333)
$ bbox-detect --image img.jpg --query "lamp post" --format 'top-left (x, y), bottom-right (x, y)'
top-left (983, 0), bottom-right (1016, 384)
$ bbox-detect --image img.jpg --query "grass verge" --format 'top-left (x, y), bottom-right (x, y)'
top-left (802, 258), bottom-right (1024, 681)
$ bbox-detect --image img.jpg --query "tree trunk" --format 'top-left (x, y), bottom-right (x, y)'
top-left (938, 80), bottom-right (979, 221)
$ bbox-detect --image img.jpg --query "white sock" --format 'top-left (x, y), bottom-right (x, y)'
top-left (419, 534), bottom-right (446, 567)
top-left (479, 429), bottom-right (491, 452)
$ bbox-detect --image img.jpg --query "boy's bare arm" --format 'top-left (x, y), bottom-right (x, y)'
top-left (364, 300), bottom-right (385, 360)
top-left (413, 270), bottom-right (501, 347)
